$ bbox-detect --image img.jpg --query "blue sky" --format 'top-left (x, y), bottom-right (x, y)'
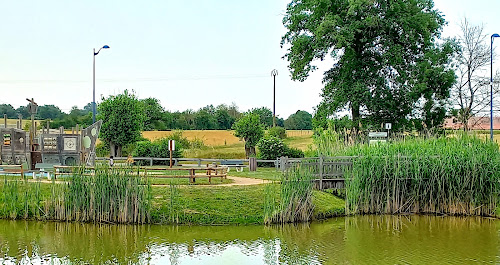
top-left (1, 0), bottom-right (499, 118)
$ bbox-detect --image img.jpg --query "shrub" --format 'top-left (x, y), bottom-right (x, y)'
top-left (132, 138), bottom-right (183, 165)
top-left (285, 147), bottom-right (304, 158)
top-left (257, 136), bottom-right (305, 161)
top-left (268, 126), bottom-right (287, 139)
top-left (257, 136), bottom-right (287, 160)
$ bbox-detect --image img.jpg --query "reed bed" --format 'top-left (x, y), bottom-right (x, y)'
top-left (264, 165), bottom-right (315, 224)
top-left (339, 134), bottom-right (500, 216)
top-left (0, 166), bottom-right (152, 224)
top-left (60, 166), bottom-right (151, 224)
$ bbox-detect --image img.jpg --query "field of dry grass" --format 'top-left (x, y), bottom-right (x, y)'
top-left (1, 118), bottom-right (36, 128)
top-left (142, 130), bottom-right (314, 147)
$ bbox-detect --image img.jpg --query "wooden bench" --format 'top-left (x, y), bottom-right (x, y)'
top-left (141, 166), bottom-right (227, 184)
top-left (220, 160), bottom-right (246, 172)
top-left (35, 163), bottom-right (61, 179)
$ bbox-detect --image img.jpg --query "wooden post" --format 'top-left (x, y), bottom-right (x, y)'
top-left (18, 114), bottom-right (22, 129)
top-left (319, 156), bottom-right (324, 190)
top-left (3, 114), bottom-right (6, 128)
top-left (249, 157), bottom-right (257, 171)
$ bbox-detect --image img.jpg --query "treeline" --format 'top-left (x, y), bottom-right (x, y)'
top-left (0, 100), bottom-right (313, 131)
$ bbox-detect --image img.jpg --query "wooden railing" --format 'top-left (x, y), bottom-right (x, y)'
top-left (0, 164), bottom-right (24, 176)
top-left (54, 165), bottom-right (228, 184)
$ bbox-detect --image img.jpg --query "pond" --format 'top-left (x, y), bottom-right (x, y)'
top-left (0, 215), bottom-right (498, 264)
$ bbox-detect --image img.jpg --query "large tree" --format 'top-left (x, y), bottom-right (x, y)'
top-left (142, 98), bottom-right (165, 130)
top-left (0, 104), bottom-right (17, 119)
top-left (285, 110), bottom-right (312, 130)
top-left (233, 113), bottom-right (264, 158)
top-left (451, 18), bottom-right (496, 130)
top-left (98, 90), bottom-right (145, 157)
top-left (282, 0), bottom-right (455, 130)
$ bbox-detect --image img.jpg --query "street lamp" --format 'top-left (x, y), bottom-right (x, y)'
top-left (93, 45), bottom-right (110, 123)
top-left (491, 35), bottom-right (499, 141)
top-left (271, 69), bottom-right (278, 127)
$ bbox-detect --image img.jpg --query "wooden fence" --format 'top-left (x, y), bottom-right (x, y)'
top-left (278, 156), bottom-right (354, 190)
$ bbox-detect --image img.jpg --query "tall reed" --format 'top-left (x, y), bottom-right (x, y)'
top-left (264, 165), bottom-right (315, 224)
top-left (341, 134), bottom-right (500, 216)
top-left (62, 166), bottom-right (151, 224)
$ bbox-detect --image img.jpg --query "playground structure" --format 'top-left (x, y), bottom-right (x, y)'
top-left (0, 99), bottom-right (101, 172)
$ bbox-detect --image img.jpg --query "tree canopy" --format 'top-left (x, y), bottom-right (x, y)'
top-left (285, 110), bottom-right (312, 130)
top-left (232, 113), bottom-right (264, 157)
top-left (98, 90), bottom-right (145, 156)
top-left (282, 0), bottom-right (455, 130)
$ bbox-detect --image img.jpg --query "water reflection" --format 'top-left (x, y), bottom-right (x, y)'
top-left (0, 216), bottom-right (498, 264)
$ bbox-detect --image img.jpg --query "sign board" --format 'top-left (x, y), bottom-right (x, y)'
top-left (369, 139), bottom-right (387, 145)
top-left (368, 132), bottom-right (388, 138)
top-left (385, 123), bottom-right (392, 130)
top-left (168, 140), bottom-right (175, 151)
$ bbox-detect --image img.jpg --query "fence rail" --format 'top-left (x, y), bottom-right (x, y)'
top-left (96, 157), bottom-right (279, 168)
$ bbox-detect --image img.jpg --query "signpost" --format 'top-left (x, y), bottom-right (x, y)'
top-left (169, 140), bottom-right (175, 168)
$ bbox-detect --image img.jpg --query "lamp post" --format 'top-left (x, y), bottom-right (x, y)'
top-left (271, 69), bottom-right (278, 127)
top-left (93, 45), bottom-right (110, 123)
top-left (491, 35), bottom-right (499, 141)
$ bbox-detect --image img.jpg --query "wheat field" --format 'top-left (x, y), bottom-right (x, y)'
top-left (142, 130), bottom-right (314, 147)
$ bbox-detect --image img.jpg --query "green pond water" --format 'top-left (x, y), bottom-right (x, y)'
top-left (0, 215), bottom-right (498, 264)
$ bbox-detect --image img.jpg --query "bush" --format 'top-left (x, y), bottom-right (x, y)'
top-left (285, 147), bottom-right (304, 158)
top-left (132, 138), bottom-right (183, 165)
top-left (257, 136), bottom-right (305, 162)
top-left (268, 126), bottom-right (287, 139)
top-left (257, 136), bottom-right (287, 160)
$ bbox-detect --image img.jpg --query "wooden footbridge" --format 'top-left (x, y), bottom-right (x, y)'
top-left (278, 156), bottom-right (354, 190)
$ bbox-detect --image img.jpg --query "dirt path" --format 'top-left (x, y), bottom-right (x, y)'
top-left (24, 176), bottom-right (271, 187)
top-left (216, 176), bottom-right (271, 186)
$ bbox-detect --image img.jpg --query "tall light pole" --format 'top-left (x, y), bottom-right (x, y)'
top-left (271, 69), bottom-right (278, 127)
top-left (93, 45), bottom-right (110, 123)
top-left (490, 35), bottom-right (499, 141)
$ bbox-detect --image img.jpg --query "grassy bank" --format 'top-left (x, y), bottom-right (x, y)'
top-left (150, 184), bottom-right (344, 224)
top-left (0, 168), bottom-right (344, 225)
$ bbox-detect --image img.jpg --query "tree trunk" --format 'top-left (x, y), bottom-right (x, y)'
top-left (351, 101), bottom-right (360, 131)
top-left (244, 146), bottom-right (256, 158)
top-left (109, 143), bottom-right (122, 157)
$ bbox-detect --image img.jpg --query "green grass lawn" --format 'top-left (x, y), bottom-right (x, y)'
top-left (229, 167), bottom-right (283, 181)
top-left (150, 184), bottom-right (345, 225)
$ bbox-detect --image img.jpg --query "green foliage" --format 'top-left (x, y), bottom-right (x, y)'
top-left (257, 136), bottom-right (305, 160)
top-left (248, 107), bottom-right (274, 128)
top-left (132, 139), bottom-right (183, 165)
top-left (132, 131), bottom-right (195, 164)
top-left (268, 126), bottom-right (287, 139)
top-left (257, 136), bottom-right (287, 160)
top-left (98, 90), bottom-right (145, 148)
top-left (0, 104), bottom-right (17, 118)
top-left (194, 106), bottom-right (217, 130)
top-left (233, 113), bottom-right (264, 157)
top-left (282, 0), bottom-right (455, 129)
top-left (36, 105), bottom-right (65, 120)
top-left (285, 110), bottom-right (312, 130)
top-left (142, 98), bottom-right (165, 131)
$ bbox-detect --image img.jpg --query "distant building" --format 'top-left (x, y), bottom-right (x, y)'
top-left (443, 117), bottom-right (500, 130)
